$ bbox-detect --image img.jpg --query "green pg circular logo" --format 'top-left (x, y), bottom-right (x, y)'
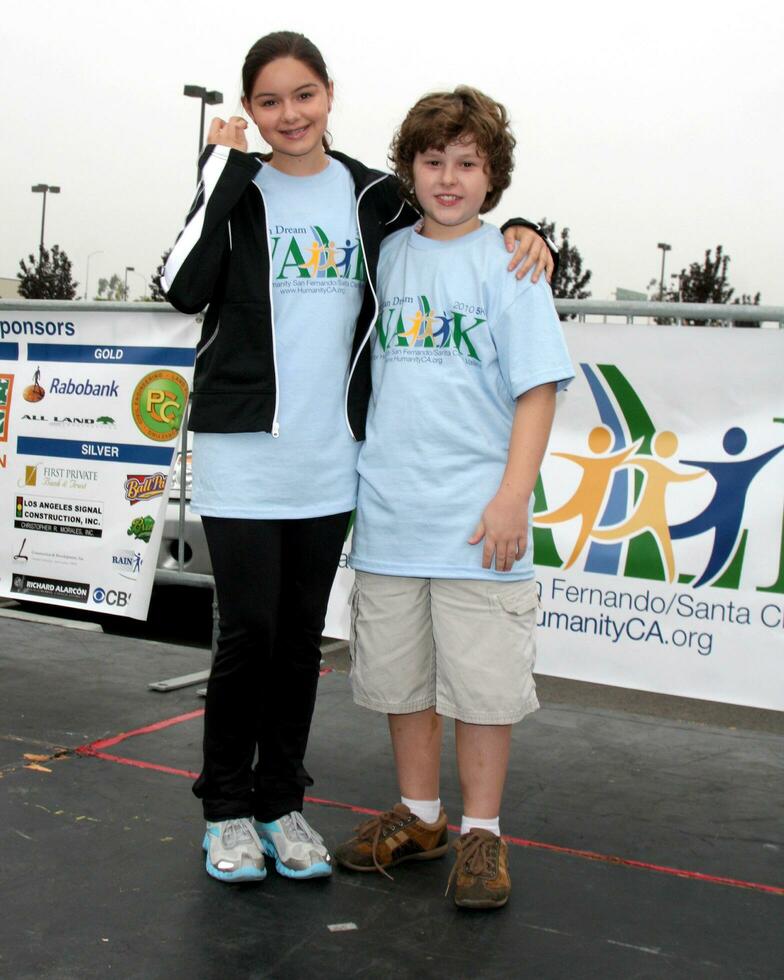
top-left (132, 370), bottom-right (189, 442)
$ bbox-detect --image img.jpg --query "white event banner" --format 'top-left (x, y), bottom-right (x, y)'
top-left (0, 308), bottom-right (200, 620)
top-left (326, 324), bottom-right (784, 711)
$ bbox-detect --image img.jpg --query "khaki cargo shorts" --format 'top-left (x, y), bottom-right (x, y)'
top-left (349, 571), bottom-right (539, 725)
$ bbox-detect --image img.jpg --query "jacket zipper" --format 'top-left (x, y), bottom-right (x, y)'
top-left (195, 320), bottom-right (220, 360)
top-left (344, 173), bottom-right (390, 440)
top-left (253, 182), bottom-right (280, 437)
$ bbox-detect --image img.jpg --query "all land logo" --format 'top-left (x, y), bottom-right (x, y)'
top-left (124, 471), bottom-right (166, 505)
top-left (376, 295), bottom-right (487, 361)
top-left (0, 373), bottom-right (14, 443)
top-left (534, 363), bottom-right (784, 596)
top-left (131, 370), bottom-right (188, 442)
top-left (21, 413), bottom-right (116, 429)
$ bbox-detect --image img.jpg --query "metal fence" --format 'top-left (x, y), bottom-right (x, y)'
top-left (556, 299), bottom-right (784, 326)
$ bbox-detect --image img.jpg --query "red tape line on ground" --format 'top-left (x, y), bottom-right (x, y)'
top-left (77, 709), bottom-right (206, 753)
top-left (74, 709), bottom-right (784, 898)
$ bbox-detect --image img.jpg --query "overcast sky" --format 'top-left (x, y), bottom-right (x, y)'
top-left (2, 0), bottom-right (781, 305)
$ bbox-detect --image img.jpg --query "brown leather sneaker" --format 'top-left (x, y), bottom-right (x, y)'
top-left (447, 829), bottom-right (510, 909)
top-left (334, 803), bottom-right (449, 878)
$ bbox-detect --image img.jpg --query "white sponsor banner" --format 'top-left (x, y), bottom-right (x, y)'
top-left (326, 324), bottom-right (784, 710)
top-left (0, 308), bottom-right (200, 620)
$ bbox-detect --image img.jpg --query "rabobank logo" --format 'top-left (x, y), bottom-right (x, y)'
top-left (22, 366), bottom-right (118, 401)
top-left (23, 366), bottom-right (45, 403)
top-left (534, 363), bottom-right (784, 594)
top-left (50, 376), bottom-right (119, 397)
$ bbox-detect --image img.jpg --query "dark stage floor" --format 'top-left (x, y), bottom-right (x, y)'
top-left (1, 613), bottom-right (782, 979)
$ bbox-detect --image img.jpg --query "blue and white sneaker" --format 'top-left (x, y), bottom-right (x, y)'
top-left (255, 811), bottom-right (332, 879)
top-left (202, 818), bottom-right (267, 883)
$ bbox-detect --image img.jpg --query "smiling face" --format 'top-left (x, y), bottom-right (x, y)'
top-left (242, 56), bottom-right (333, 175)
top-left (412, 138), bottom-right (492, 241)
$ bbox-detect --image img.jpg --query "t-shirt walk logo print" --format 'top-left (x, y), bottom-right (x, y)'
top-left (269, 225), bottom-right (366, 282)
top-left (376, 295), bottom-right (487, 361)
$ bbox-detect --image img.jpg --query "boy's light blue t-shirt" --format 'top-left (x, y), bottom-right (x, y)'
top-left (350, 223), bottom-right (574, 580)
top-left (191, 159), bottom-right (364, 519)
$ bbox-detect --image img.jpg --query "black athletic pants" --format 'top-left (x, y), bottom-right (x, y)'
top-left (193, 512), bottom-right (351, 822)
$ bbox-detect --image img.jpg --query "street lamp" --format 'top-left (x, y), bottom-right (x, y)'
top-left (129, 267), bottom-right (147, 300)
top-left (124, 266), bottom-right (134, 302)
top-left (671, 271), bottom-right (684, 326)
top-left (657, 242), bottom-right (671, 300)
top-left (183, 85), bottom-right (223, 185)
top-left (31, 183), bottom-right (61, 255)
top-left (84, 250), bottom-right (103, 300)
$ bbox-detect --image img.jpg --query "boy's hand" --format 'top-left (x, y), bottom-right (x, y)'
top-left (207, 116), bottom-right (248, 152)
top-left (468, 490), bottom-right (529, 572)
top-left (503, 227), bottom-right (553, 283)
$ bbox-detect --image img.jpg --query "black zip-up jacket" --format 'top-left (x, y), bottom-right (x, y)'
top-left (163, 144), bottom-right (556, 440)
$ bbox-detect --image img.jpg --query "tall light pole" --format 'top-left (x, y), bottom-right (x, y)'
top-left (124, 266), bottom-right (134, 302)
top-left (31, 183), bottom-right (61, 255)
top-left (129, 267), bottom-right (147, 300)
top-left (84, 250), bottom-right (103, 300)
top-left (183, 85), bottom-right (223, 186)
top-left (657, 242), bottom-right (671, 300)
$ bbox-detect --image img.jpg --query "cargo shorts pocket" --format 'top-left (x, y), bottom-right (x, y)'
top-left (493, 581), bottom-right (538, 670)
top-left (495, 580), bottom-right (539, 616)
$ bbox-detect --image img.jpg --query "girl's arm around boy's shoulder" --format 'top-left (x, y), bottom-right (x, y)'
top-left (486, 235), bottom-right (574, 399)
top-left (483, 225), bottom-right (558, 312)
top-left (162, 143), bottom-right (262, 314)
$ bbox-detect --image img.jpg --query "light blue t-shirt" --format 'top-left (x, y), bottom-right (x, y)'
top-left (192, 159), bottom-right (365, 518)
top-left (350, 223), bottom-right (574, 580)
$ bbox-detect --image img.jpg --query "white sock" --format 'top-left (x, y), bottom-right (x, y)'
top-left (461, 815), bottom-right (500, 836)
top-left (401, 796), bottom-right (441, 824)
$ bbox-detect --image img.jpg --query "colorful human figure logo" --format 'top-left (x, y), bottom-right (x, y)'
top-left (536, 426), bottom-right (639, 568)
top-left (669, 426), bottom-right (783, 586)
top-left (590, 431), bottom-right (703, 582)
top-left (534, 363), bottom-right (784, 592)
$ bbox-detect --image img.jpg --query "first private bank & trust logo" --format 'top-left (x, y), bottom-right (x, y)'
top-left (533, 363), bottom-right (784, 594)
top-left (131, 370), bottom-right (189, 442)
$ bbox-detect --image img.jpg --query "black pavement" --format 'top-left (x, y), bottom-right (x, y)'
top-left (1, 611), bottom-right (782, 979)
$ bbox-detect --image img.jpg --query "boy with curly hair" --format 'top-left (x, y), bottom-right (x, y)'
top-left (335, 87), bottom-right (573, 909)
